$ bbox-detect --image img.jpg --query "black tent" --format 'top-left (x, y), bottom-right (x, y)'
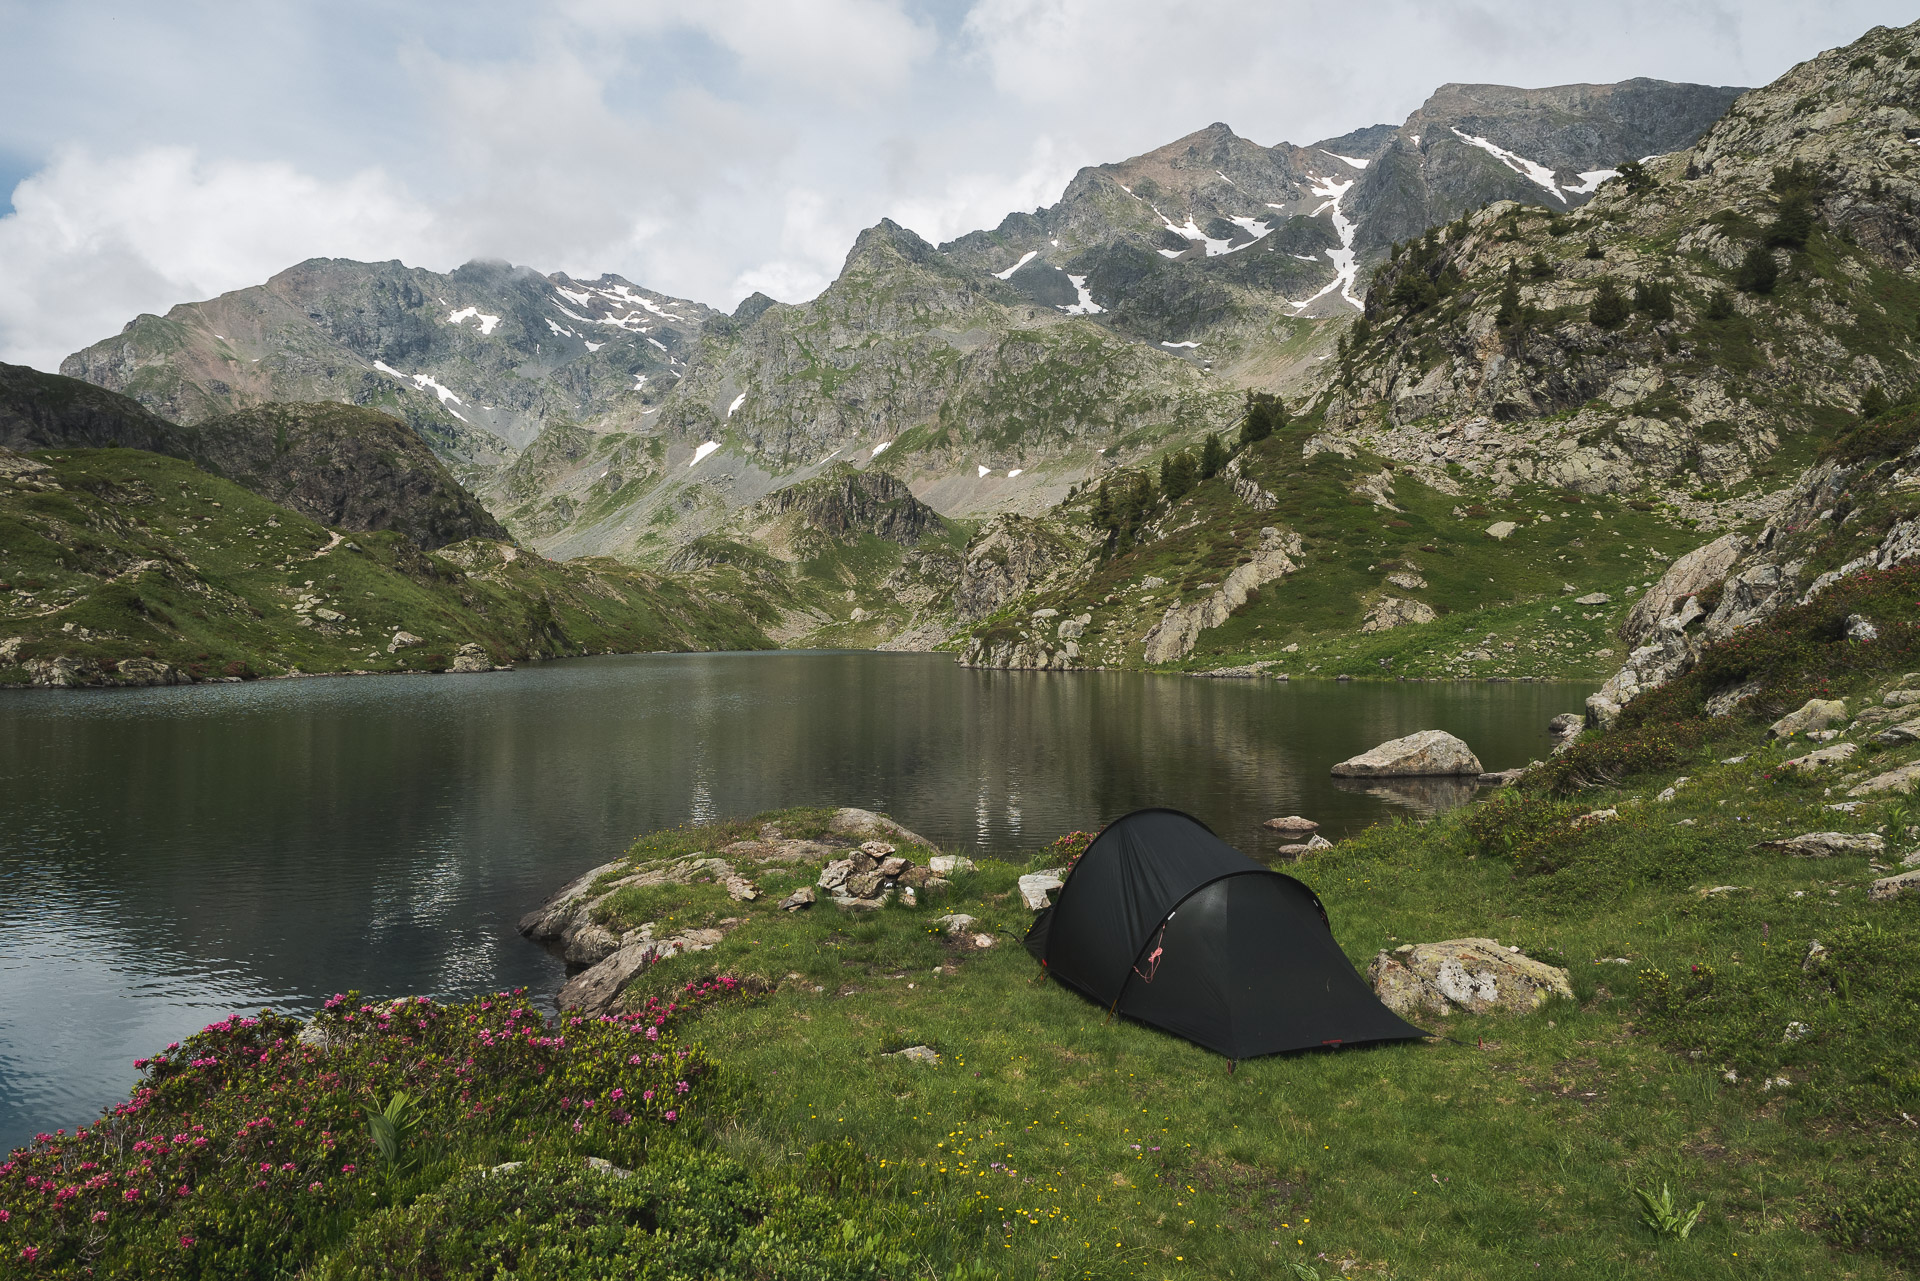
top-left (1024, 808), bottom-right (1425, 1059)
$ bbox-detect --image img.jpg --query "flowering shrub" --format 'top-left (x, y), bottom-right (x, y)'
top-left (1044, 831), bottom-right (1095, 869)
top-left (0, 989), bottom-right (727, 1277)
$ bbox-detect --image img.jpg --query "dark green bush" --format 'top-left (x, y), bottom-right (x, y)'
top-left (1736, 245), bottom-right (1779, 294)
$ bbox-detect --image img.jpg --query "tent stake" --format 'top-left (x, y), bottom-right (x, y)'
top-left (1228, 1060), bottom-right (1237, 1075)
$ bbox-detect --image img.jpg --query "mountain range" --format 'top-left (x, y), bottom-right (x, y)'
top-left (16, 22), bottom-right (1919, 691)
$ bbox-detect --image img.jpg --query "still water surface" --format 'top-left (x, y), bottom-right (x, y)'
top-left (0, 651), bottom-right (1592, 1151)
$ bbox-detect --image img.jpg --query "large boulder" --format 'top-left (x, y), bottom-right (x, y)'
top-left (1367, 939), bottom-right (1574, 1020)
top-left (1331, 730), bottom-right (1482, 777)
top-left (1621, 533), bottom-right (1746, 647)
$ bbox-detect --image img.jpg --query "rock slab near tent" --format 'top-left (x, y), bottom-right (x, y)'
top-left (1331, 730), bottom-right (1483, 777)
top-left (1367, 938), bottom-right (1573, 1019)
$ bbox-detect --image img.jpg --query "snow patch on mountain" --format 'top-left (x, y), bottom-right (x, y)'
top-left (1161, 340), bottom-right (1200, 349)
top-left (446, 307), bottom-right (501, 335)
top-left (373, 361), bottom-right (468, 422)
top-left (870, 440), bottom-right (892, 457)
top-left (1057, 275), bottom-right (1106, 316)
top-left (993, 250), bottom-right (1039, 280)
top-left (690, 441), bottom-right (720, 467)
top-left (1290, 174), bottom-right (1362, 313)
top-left (1320, 150), bottom-right (1370, 169)
top-left (1448, 127), bottom-right (1566, 202)
top-left (1564, 169), bottom-right (1620, 195)
top-left (727, 392), bottom-right (747, 417)
top-left (595, 283), bottom-right (685, 322)
top-left (546, 319), bottom-right (576, 338)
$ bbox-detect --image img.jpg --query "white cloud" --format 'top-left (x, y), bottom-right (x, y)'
top-left (561, 0), bottom-right (938, 101)
top-left (0, 147), bottom-right (440, 369)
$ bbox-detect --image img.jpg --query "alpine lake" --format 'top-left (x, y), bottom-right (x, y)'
top-left (0, 651), bottom-right (1592, 1152)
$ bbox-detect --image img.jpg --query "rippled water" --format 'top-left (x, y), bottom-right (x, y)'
top-left (0, 652), bottom-right (1591, 1151)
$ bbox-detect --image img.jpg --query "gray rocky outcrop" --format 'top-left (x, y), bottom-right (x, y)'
top-left (1331, 730), bottom-right (1483, 777)
top-left (1361, 597), bottom-right (1436, 632)
top-left (1756, 831), bottom-right (1884, 858)
top-left (1367, 938), bottom-right (1574, 1020)
top-left (523, 807), bottom-right (943, 1012)
top-left (1139, 527), bottom-right (1301, 663)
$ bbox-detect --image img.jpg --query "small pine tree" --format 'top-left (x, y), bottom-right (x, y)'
top-left (1584, 234), bottom-right (1605, 260)
top-left (1528, 252), bottom-right (1554, 279)
top-left (1199, 433), bottom-right (1227, 479)
top-left (1735, 245), bottom-right (1779, 294)
top-left (1495, 278), bottom-right (1523, 329)
top-left (1767, 194), bottom-right (1815, 249)
top-left (1160, 451), bottom-right (1197, 503)
top-left (1589, 279), bottom-right (1631, 330)
top-left (1705, 289), bottom-right (1736, 320)
top-left (1091, 479), bottom-right (1114, 531)
top-left (1240, 391), bottom-right (1286, 447)
top-left (1860, 384), bottom-right (1891, 419)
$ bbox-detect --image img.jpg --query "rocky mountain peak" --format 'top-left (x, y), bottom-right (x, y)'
top-left (841, 218), bottom-right (944, 276)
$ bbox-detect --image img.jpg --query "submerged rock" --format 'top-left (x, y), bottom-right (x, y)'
top-left (1263, 815), bottom-right (1320, 835)
top-left (1367, 939), bottom-right (1574, 1020)
top-left (1331, 730), bottom-right (1483, 777)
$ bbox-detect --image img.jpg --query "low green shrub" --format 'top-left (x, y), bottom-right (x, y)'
top-left (311, 1150), bottom-right (912, 1280)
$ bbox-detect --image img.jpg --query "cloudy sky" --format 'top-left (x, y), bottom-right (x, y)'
top-left (0, 0), bottom-right (1909, 369)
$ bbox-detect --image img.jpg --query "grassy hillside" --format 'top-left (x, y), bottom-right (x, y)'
top-left (960, 412), bottom-right (1715, 677)
top-left (0, 446), bottom-right (771, 688)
